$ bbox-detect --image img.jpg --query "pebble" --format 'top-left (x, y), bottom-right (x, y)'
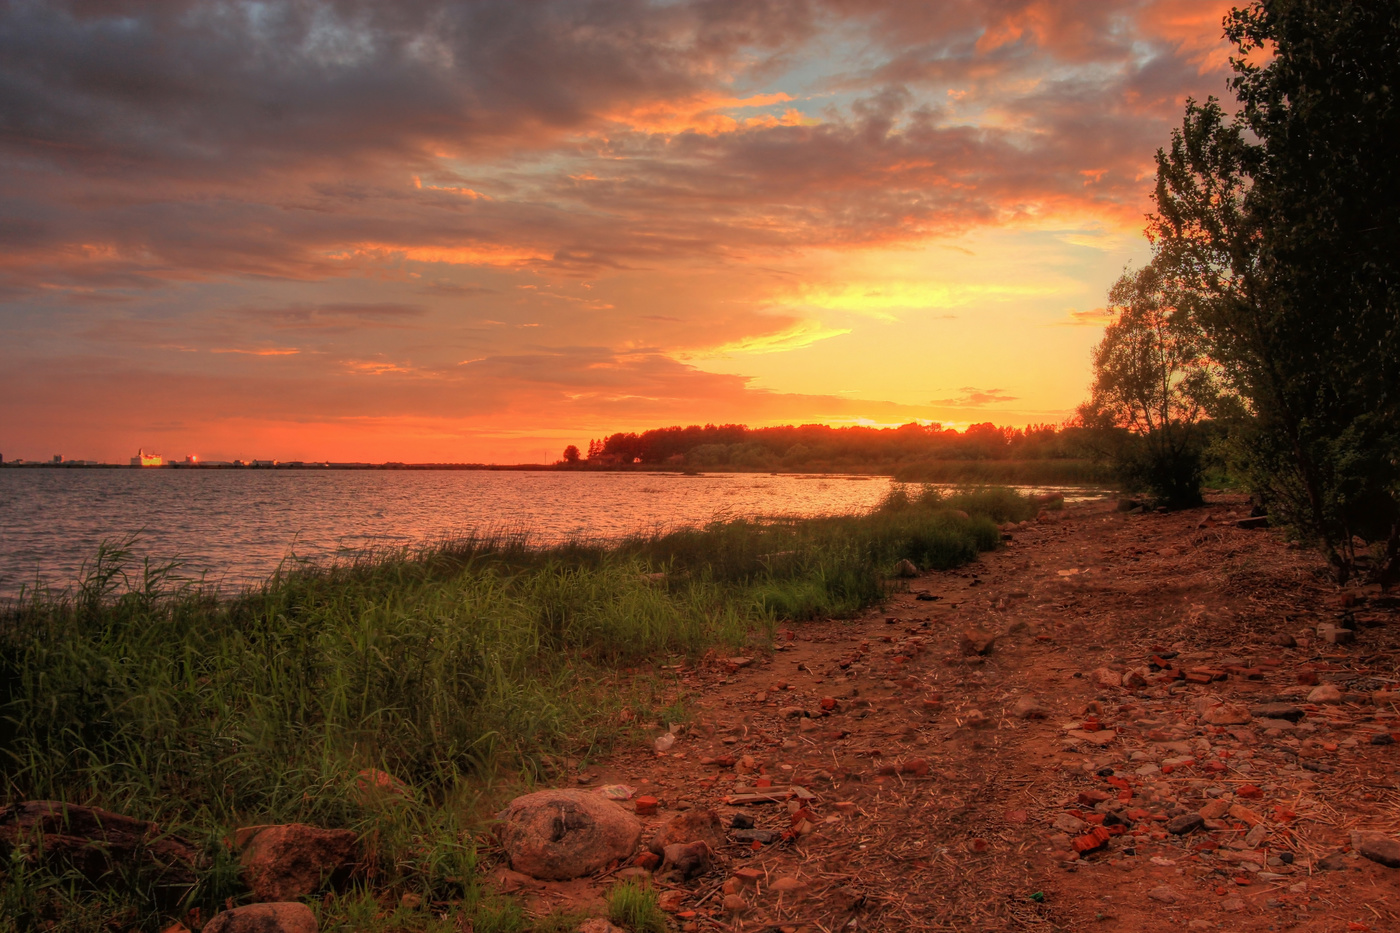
top-left (1307, 683), bottom-right (1344, 704)
top-left (1165, 813), bottom-right (1205, 835)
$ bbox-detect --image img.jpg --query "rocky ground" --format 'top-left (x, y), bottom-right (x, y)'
top-left (489, 495), bottom-right (1400, 932)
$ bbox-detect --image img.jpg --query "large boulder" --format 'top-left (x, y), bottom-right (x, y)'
top-left (0, 801), bottom-right (198, 895)
top-left (203, 902), bottom-right (318, 933)
top-left (237, 824), bottom-right (358, 902)
top-left (497, 790), bottom-right (640, 880)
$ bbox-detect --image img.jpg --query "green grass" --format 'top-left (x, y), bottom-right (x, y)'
top-left (0, 485), bottom-right (1034, 931)
top-left (606, 880), bottom-right (667, 933)
top-left (892, 458), bottom-right (1112, 485)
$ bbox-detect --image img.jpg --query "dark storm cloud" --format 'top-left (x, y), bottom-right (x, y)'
top-left (0, 0), bottom-right (1236, 295)
top-left (0, 0), bottom-right (816, 177)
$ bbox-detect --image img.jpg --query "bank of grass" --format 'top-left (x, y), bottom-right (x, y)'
top-left (892, 458), bottom-right (1111, 485)
top-left (0, 485), bottom-right (1041, 932)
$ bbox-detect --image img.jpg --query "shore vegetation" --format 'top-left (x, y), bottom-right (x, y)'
top-left (0, 486), bottom-right (1045, 932)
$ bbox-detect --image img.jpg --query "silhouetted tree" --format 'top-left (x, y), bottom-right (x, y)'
top-left (561, 445), bottom-right (581, 464)
top-left (1080, 262), bottom-right (1221, 506)
top-left (1149, 0), bottom-right (1399, 579)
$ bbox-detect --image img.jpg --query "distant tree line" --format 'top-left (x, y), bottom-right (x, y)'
top-left (570, 422), bottom-right (1099, 470)
top-left (1082, 0), bottom-right (1398, 582)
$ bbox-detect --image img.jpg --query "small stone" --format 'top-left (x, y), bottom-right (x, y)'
top-left (1269, 633), bottom-right (1297, 647)
top-left (1091, 667), bottom-right (1122, 689)
top-left (1220, 897), bottom-right (1245, 912)
top-left (1316, 851), bottom-right (1348, 871)
top-left (1228, 804), bottom-right (1263, 827)
top-left (654, 733), bottom-right (677, 752)
top-left (1198, 800), bottom-right (1230, 820)
top-left (1251, 704), bottom-right (1304, 723)
top-left (1147, 885), bottom-right (1183, 904)
top-left (203, 904), bottom-right (317, 933)
top-left (1307, 683), bottom-right (1343, 704)
top-left (769, 876), bottom-right (806, 893)
top-left (1053, 814), bottom-right (1088, 834)
top-left (656, 890), bottom-right (685, 912)
top-left (721, 894), bottom-right (748, 914)
top-left (960, 629), bottom-right (997, 656)
top-left (352, 768), bottom-right (411, 804)
top-left (1165, 813), bottom-right (1205, 835)
top-left (1317, 624), bottom-right (1354, 645)
top-left (1360, 837), bottom-right (1400, 868)
top-left (649, 809), bottom-right (725, 856)
top-left (1012, 696), bottom-right (1046, 719)
top-left (1066, 729), bottom-right (1115, 746)
top-left (1371, 733), bottom-right (1395, 746)
top-left (660, 841), bottom-right (712, 880)
top-left (1202, 703), bottom-right (1252, 726)
top-left (576, 920), bottom-right (626, 933)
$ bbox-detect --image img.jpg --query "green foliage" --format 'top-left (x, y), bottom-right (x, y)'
top-left (1149, 0), bottom-right (1400, 578)
top-left (891, 459), bottom-right (1111, 485)
top-left (606, 881), bottom-right (667, 933)
top-left (1080, 262), bottom-right (1223, 507)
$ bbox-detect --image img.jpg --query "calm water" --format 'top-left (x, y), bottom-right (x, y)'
top-left (0, 469), bottom-right (910, 597)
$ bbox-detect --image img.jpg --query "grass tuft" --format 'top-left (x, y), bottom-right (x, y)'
top-left (606, 880), bottom-right (667, 933)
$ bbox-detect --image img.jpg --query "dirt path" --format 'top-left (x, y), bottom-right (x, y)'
top-left (491, 496), bottom-right (1400, 932)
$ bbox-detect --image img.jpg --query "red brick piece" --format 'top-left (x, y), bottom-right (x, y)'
top-left (1072, 826), bottom-right (1112, 853)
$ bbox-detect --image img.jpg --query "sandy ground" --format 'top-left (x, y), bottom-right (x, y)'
top-left (488, 495), bottom-right (1400, 932)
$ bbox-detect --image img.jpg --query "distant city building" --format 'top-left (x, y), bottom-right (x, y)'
top-left (52, 454), bottom-right (63, 463)
top-left (130, 448), bottom-right (164, 467)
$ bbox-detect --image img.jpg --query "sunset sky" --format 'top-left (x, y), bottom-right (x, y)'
top-left (1, 0), bottom-right (1240, 463)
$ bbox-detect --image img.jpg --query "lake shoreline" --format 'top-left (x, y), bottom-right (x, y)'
top-left (1, 487), bottom-right (1049, 931)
